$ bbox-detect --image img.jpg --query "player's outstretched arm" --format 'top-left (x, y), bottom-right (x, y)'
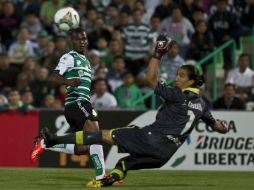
top-left (146, 33), bottom-right (173, 89)
top-left (49, 72), bottom-right (81, 87)
top-left (146, 57), bottom-right (161, 89)
top-left (211, 120), bottom-right (228, 134)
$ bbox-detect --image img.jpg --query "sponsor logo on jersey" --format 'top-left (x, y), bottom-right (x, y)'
top-left (188, 101), bottom-right (202, 111)
top-left (77, 60), bottom-right (81, 66)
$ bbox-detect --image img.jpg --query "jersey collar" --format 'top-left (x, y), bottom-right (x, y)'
top-left (71, 50), bottom-right (87, 60)
top-left (182, 87), bottom-right (200, 95)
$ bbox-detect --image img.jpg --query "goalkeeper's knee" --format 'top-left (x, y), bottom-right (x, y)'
top-left (75, 131), bottom-right (103, 145)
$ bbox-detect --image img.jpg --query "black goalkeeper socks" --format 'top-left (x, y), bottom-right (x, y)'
top-left (45, 133), bottom-right (76, 147)
top-left (75, 131), bottom-right (103, 145)
top-left (46, 131), bottom-right (103, 147)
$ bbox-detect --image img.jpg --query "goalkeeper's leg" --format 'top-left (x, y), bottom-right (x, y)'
top-left (87, 154), bottom-right (171, 187)
top-left (42, 129), bottom-right (112, 147)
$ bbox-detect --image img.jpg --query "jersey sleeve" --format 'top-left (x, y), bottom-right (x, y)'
top-left (154, 81), bottom-right (181, 102)
top-left (54, 53), bottom-right (74, 75)
top-left (200, 105), bottom-right (216, 126)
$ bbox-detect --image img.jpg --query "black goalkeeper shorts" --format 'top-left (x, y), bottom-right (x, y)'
top-left (64, 100), bottom-right (98, 132)
top-left (111, 125), bottom-right (179, 160)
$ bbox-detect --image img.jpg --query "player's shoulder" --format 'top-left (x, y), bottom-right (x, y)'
top-left (157, 80), bottom-right (181, 92)
top-left (194, 96), bottom-right (210, 112)
top-left (59, 52), bottom-right (74, 62)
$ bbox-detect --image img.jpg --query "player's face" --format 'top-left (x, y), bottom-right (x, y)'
top-left (72, 31), bottom-right (88, 54)
top-left (175, 68), bottom-right (194, 89)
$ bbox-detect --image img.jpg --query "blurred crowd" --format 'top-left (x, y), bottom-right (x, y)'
top-left (0, 0), bottom-right (254, 111)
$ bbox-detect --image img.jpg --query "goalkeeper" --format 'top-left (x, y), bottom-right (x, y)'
top-left (35, 34), bottom-right (228, 187)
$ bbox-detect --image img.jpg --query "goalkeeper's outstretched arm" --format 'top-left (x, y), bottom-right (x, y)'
top-left (146, 57), bottom-right (160, 89)
top-left (146, 33), bottom-right (174, 89)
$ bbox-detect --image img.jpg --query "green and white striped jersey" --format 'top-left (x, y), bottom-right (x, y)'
top-left (55, 50), bottom-right (92, 106)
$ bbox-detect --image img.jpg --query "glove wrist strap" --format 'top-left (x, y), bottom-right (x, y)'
top-left (153, 53), bottom-right (162, 60)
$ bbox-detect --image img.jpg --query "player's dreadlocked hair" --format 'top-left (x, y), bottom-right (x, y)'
top-left (180, 65), bottom-right (205, 88)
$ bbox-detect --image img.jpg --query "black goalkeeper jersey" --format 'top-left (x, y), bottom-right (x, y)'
top-left (149, 81), bottom-right (215, 139)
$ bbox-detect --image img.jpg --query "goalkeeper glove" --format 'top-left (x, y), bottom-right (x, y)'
top-left (153, 33), bottom-right (174, 60)
top-left (216, 119), bottom-right (228, 134)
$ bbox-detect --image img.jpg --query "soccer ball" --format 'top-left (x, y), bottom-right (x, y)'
top-left (54, 7), bottom-right (80, 32)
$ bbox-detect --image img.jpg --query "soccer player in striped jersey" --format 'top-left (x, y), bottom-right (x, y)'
top-left (30, 28), bottom-right (106, 181)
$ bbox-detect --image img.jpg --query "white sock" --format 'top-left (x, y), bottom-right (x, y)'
top-left (46, 144), bottom-right (75, 154)
top-left (89, 144), bottom-right (106, 180)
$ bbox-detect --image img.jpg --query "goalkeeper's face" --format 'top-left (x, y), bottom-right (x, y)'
top-left (175, 68), bottom-right (194, 89)
top-left (72, 31), bottom-right (88, 54)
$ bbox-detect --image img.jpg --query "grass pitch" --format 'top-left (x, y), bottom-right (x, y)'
top-left (0, 168), bottom-right (253, 190)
